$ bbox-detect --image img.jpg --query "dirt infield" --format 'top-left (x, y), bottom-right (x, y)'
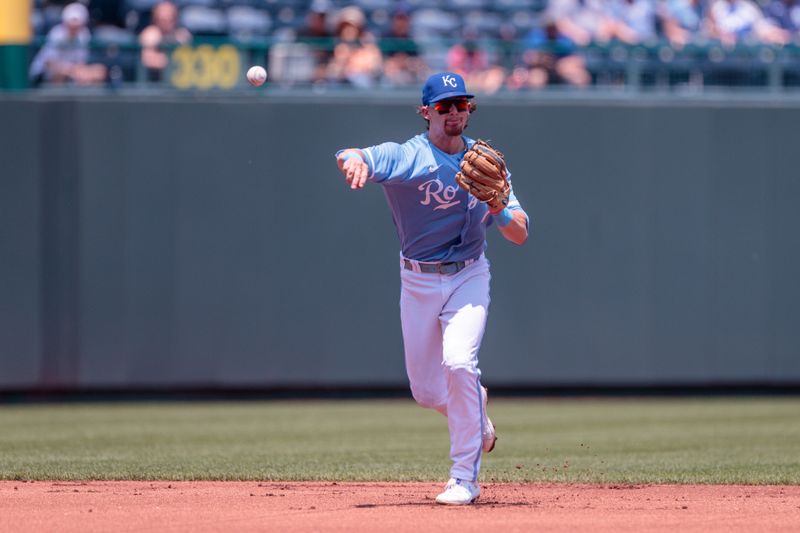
top-left (1, 481), bottom-right (798, 532)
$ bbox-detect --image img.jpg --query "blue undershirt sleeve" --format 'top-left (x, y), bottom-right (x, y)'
top-left (505, 171), bottom-right (530, 230)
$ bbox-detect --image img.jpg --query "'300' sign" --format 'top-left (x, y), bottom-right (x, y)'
top-left (170, 45), bottom-right (241, 90)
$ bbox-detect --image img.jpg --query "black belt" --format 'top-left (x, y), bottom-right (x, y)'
top-left (403, 257), bottom-right (477, 275)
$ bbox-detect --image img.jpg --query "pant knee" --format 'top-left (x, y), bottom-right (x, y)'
top-left (411, 388), bottom-right (445, 411)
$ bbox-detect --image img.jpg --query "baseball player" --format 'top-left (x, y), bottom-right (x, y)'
top-left (335, 72), bottom-right (529, 505)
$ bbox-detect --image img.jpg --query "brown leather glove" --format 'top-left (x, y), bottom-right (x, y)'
top-left (455, 139), bottom-right (510, 212)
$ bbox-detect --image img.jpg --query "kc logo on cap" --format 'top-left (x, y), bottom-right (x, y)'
top-left (421, 72), bottom-right (474, 105)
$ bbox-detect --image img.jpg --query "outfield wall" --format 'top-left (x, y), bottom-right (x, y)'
top-left (2, 94), bottom-right (799, 389)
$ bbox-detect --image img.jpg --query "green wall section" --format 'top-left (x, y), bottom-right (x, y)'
top-left (1, 95), bottom-right (799, 389)
top-left (0, 46), bottom-right (28, 90)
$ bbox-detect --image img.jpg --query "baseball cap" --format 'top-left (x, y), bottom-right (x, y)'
top-left (421, 72), bottom-right (474, 105)
top-left (62, 2), bottom-right (89, 25)
top-left (337, 6), bottom-right (365, 27)
top-left (393, 2), bottom-right (413, 16)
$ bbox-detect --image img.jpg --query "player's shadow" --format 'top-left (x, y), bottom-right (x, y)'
top-left (353, 500), bottom-right (535, 508)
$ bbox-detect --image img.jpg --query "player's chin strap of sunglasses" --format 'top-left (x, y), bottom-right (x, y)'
top-left (402, 256), bottom-right (480, 275)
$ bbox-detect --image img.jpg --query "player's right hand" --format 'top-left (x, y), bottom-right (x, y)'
top-left (337, 151), bottom-right (369, 190)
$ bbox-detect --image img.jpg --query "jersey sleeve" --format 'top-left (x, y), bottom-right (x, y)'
top-left (361, 141), bottom-right (418, 184)
top-left (500, 169), bottom-right (531, 229)
top-left (506, 170), bottom-right (524, 211)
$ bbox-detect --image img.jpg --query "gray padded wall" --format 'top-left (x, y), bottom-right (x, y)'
top-left (0, 102), bottom-right (42, 387)
top-left (1, 95), bottom-right (798, 388)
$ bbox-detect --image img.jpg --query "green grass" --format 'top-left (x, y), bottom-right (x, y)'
top-left (0, 397), bottom-right (798, 484)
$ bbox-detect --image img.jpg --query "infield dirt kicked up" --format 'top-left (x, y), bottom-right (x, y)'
top-left (1, 481), bottom-right (798, 532)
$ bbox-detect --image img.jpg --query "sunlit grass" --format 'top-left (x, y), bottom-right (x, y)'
top-left (1, 397), bottom-right (798, 483)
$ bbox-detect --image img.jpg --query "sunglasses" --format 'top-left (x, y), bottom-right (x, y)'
top-left (433, 99), bottom-right (470, 114)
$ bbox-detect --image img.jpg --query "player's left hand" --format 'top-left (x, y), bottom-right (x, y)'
top-left (455, 139), bottom-right (510, 211)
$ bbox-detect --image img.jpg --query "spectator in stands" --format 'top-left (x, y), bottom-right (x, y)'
top-left (658, 0), bottom-right (709, 47)
top-left (547, 0), bottom-right (616, 45)
top-left (29, 2), bottom-right (107, 86)
top-left (606, 0), bottom-right (658, 44)
top-left (139, 1), bottom-right (192, 83)
top-left (297, 0), bottom-right (335, 85)
top-left (446, 27), bottom-right (506, 94)
top-left (381, 5), bottom-right (427, 87)
top-left (708, 0), bottom-right (791, 45)
top-left (509, 19), bottom-right (591, 90)
top-left (764, 0), bottom-right (800, 35)
top-left (326, 6), bottom-right (383, 88)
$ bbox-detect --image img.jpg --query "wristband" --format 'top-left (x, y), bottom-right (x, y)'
top-left (494, 208), bottom-right (513, 228)
top-left (342, 152), bottom-right (364, 163)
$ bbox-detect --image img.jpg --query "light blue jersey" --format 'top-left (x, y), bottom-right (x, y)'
top-left (357, 133), bottom-right (527, 262)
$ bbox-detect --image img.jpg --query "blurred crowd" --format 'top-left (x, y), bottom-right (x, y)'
top-left (28, 0), bottom-right (800, 90)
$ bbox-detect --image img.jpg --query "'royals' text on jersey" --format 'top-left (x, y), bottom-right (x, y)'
top-left (360, 133), bottom-right (526, 263)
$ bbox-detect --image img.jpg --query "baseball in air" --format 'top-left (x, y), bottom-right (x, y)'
top-left (246, 66), bottom-right (267, 87)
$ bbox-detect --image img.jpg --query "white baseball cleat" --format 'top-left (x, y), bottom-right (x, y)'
top-left (435, 478), bottom-right (481, 505)
top-left (481, 386), bottom-right (497, 453)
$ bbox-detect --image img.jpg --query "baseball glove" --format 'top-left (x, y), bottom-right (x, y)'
top-left (455, 139), bottom-right (510, 212)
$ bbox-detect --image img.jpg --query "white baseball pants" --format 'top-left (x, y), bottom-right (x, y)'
top-left (399, 255), bottom-right (490, 482)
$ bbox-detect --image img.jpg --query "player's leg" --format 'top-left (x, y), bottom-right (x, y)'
top-left (400, 267), bottom-right (448, 415)
top-left (439, 257), bottom-right (491, 482)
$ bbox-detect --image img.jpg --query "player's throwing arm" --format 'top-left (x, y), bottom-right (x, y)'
top-left (336, 149), bottom-right (370, 189)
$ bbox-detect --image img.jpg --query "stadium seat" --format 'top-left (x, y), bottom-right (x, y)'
top-left (31, 8), bottom-right (46, 36)
top-left (493, 0), bottom-right (537, 9)
top-left (411, 8), bottom-right (461, 39)
top-left (261, 0), bottom-right (309, 12)
top-left (40, 4), bottom-right (65, 34)
top-left (462, 10), bottom-right (504, 37)
top-left (402, 0), bottom-right (444, 9)
top-left (125, 0), bottom-right (161, 12)
top-left (227, 6), bottom-right (273, 39)
top-left (217, 0), bottom-right (264, 7)
top-left (419, 40), bottom-right (450, 71)
top-left (94, 25), bottom-right (138, 46)
top-left (175, 0), bottom-right (219, 7)
top-left (180, 5), bottom-right (228, 35)
top-left (508, 10), bottom-right (539, 34)
top-left (353, 0), bottom-right (394, 10)
top-left (446, 0), bottom-right (489, 10)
